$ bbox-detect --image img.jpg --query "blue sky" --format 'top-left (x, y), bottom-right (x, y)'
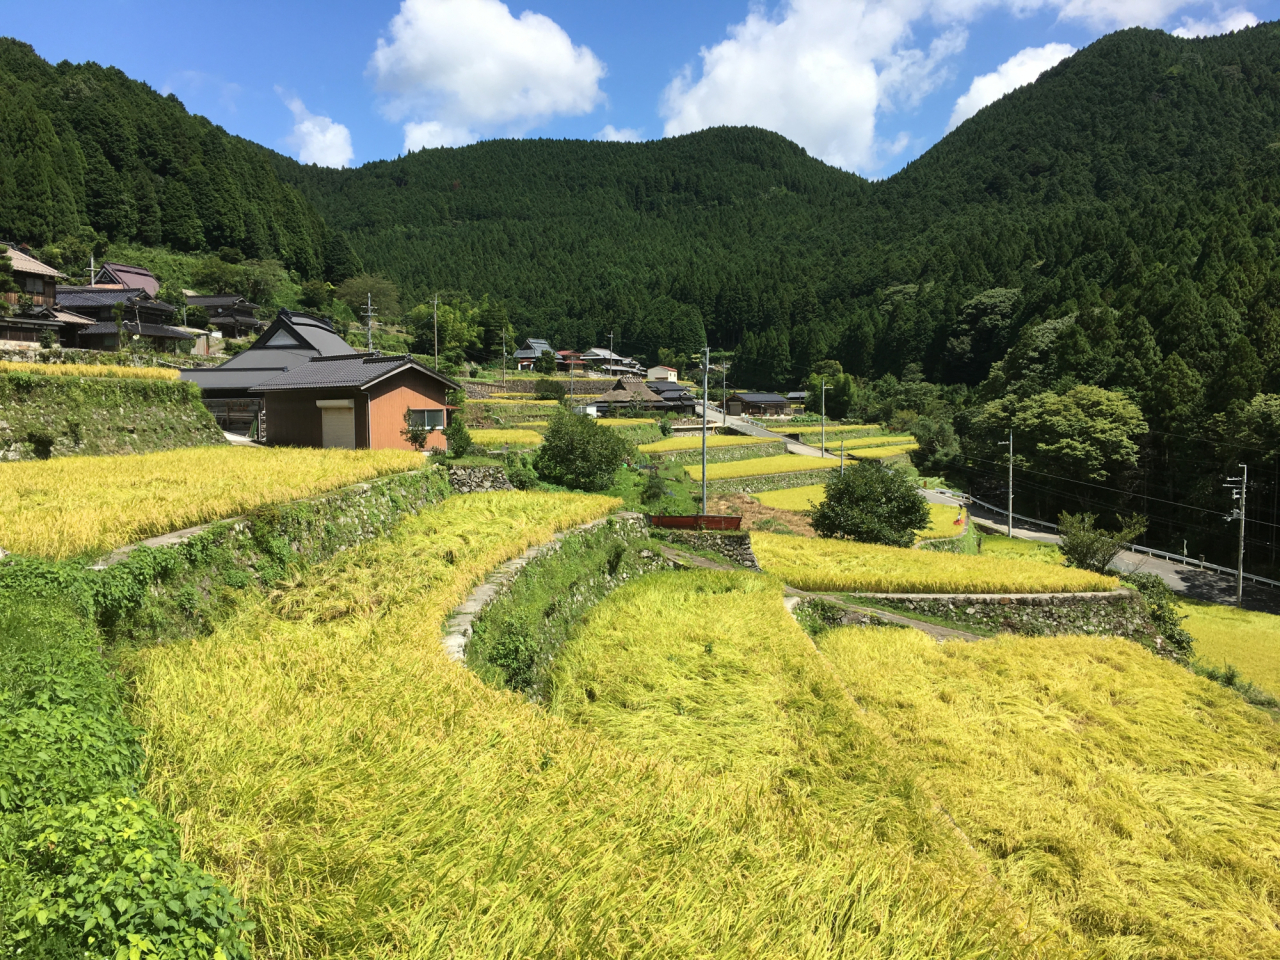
top-left (6, 0), bottom-right (1278, 177)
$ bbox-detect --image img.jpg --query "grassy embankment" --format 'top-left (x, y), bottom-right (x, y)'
top-left (820, 625), bottom-right (1280, 958)
top-left (752, 530), bottom-right (1117, 593)
top-left (0, 446), bottom-right (422, 559)
top-left (130, 492), bottom-right (1032, 959)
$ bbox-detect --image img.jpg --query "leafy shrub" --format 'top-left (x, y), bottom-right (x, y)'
top-left (503, 451), bottom-right (539, 490)
top-left (659, 417), bottom-right (674, 437)
top-left (811, 461), bottom-right (930, 547)
top-left (1123, 572), bottom-right (1195, 660)
top-left (533, 377), bottom-right (566, 401)
top-left (533, 410), bottom-right (632, 492)
top-left (0, 600), bottom-right (252, 958)
top-left (533, 351), bottom-right (558, 376)
top-left (640, 472), bottom-right (666, 505)
top-left (1059, 512), bottom-right (1147, 573)
top-left (444, 416), bottom-right (473, 457)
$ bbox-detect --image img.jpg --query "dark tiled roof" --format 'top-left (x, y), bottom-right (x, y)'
top-left (187, 294), bottom-right (261, 310)
top-left (96, 262), bottom-right (160, 296)
top-left (786, 391), bottom-right (808, 400)
top-left (56, 287), bottom-right (176, 313)
top-left (513, 349), bottom-right (538, 359)
top-left (81, 321), bottom-right (193, 339)
top-left (256, 354), bottom-right (461, 391)
top-left (730, 392), bottom-right (788, 403)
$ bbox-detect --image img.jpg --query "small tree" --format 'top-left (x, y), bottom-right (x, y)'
top-left (533, 349), bottom-right (557, 375)
top-left (534, 377), bottom-right (567, 401)
top-left (444, 416), bottom-right (473, 457)
top-left (1058, 512), bottom-right (1148, 573)
top-left (811, 461), bottom-right (930, 547)
top-left (533, 410), bottom-right (631, 491)
top-left (401, 407), bottom-right (431, 452)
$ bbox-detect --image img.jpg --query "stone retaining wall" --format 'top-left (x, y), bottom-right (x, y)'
top-left (648, 529), bottom-right (761, 570)
top-left (448, 465), bottom-right (515, 493)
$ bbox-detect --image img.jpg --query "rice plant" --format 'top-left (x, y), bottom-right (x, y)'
top-left (639, 434), bottom-right (773, 453)
top-left (0, 446), bottom-right (424, 559)
top-left (1182, 600), bottom-right (1280, 694)
top-left (919, 502), bottom-right (968, 539)
top-left (131, 514), bottom-right (1038, 960)
top-left (786, 423), bottom-right (882, 434)
top-left (821, 434), bottom-right (916, 450)
top-left (686, 453), bottom-right (846, 481)
top-left (468, 428), bottom-right (544, 447)
top-left (0, 360), bottom-right (180, 381)
top-left (820, 626), bottom-right (1280, 959)
top-left (844, 443), bottom-right (919, 459)
top-left (754, 483), bottom-right (826, 511)
top-left (752, 530), bottom-right (1117, 593)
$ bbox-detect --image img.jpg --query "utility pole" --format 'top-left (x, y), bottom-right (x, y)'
top-left (432, 293), bottom-right (439, 370)
top-left (87, 255), bottom-right (95, 288)
top-left (362, 293), bottom-right (376, 352)
top-left (821, 377), bottom-right (826, 458)
top-left (701, 345), bottom-right (710, 517)
top-left (502, 330), bottom-right (507, 387)
top-left (1226, 465), bottom-right (1248, 604)
top-left (998, 429), bottom-right (1013, 537)
top-left (840, 439), bottom-right (845, 476)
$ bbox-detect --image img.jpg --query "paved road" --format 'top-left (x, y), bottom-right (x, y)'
top-left (693, 402), bottom-right (836, 459)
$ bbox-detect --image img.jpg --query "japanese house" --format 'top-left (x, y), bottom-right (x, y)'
top-left (255, 354), bottom-right (459, 451)
top-left (186, 294), bottom-right (263, 337)
top-left (54, 287), bottom-right (177, 327)
top-left (93, 261), bottom-right (160, 296)
top-left (725, 392), bottom-right (789, 417)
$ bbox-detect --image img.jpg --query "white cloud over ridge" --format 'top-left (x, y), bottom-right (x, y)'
top-left (371, 0), bottom-right (605, 153)
top-left (597, 124), bottom-right (643, 142)
top-left (946, 42), bottom-right (1075, 132)
top-left (660, 0), bottom-right (1235, 175)
top-left (1172, 7), bottom-right (1259, 37)
top-left (280, 92), bottom-right (353, 168)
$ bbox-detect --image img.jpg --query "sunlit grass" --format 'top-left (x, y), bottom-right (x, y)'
top-left (821, 625), bottom-right (1280, 958)
top-left (468, 428), bottom-right (544, 447)
top-left (0, 447), bottom-right (424, 559)
top-left (0, 360), bottom-right (180, 380)
top-left (752, 530), bottom-right (1117, 593)
top-left (1182, 600), bottom-right (1280, 693)
top-left (753, 483), bottom-right (826, 511)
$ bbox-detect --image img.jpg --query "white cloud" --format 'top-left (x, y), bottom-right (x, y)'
top-left (597, 124), bottom-right (642, 142)
top-left (370, 0), bottom-right (605, 150)
top-left (946, 42), bottom-right (1075, 132)
top-left (280, 92), bottom-right (354, 168)
top-left (404, 120), bottom-right (476, 152)
top-left (1172, 6), bottom-right (1259, 37)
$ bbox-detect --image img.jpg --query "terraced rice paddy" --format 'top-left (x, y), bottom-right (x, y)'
top-left (785, 423), bottom-right (881, 434)
top-left (0, 446), bottom-right (423, 559)
top-left (821, 625), bottom-right (1280, 958)
top-left (685, 453), bottom-right (841, 481)
top-left (0, 360), bottom-right (181, 380)
top-left (468, 428), bottom-right (544, 447)
top-left (130, 496), bottom-right (1024, 959)
top-left (639, 434), bottom-right (772, 453)
top-left (821, 433), bottom-right (915, 450)
top-left (752, 530), bottom-right (1117, 593)
top-left (919, 502), bottom-right (968, 539)
top-left (753, 482), bottom-right (826, 511)
top-left (1183, 601), bottom-right (1280, 693)
top-left (843, 443), bottom-right (919, 459)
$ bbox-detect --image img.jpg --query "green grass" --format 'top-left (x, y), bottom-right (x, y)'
top-left (1183, 600), bottom-right (1280, 695)
top-left (820, 625), bottom-right (1280, 958)
top-left (976, 532), bottom-right (1065, 565)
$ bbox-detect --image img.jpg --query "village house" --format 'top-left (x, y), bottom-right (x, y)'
top-left (255, 353), bottom-right (459, 451)
top-left (581, 347), bottom-right (644, 377)
top-left (725, 391), bottom-right (789, 417)
top-left (513, 337), bottom-right (554, 371)
top-left (92, 261), bottom-right (161, 296)
top-left (647, 364), bottom-right (678, 382)
top-left (1, 245), bottom-right (77, 346)
top-left (186, 294), bottom-right (264, 338)
top-left (182, 310), bottom-right (358, 435)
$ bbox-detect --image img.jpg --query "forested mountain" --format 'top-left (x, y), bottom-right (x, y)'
top-left (0, 38), bottom-right (353, 280)
top-left (4, 24), bottom-right (1280, 567)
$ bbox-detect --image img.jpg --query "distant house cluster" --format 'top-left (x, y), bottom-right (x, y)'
top-left (0, 243), bottom-right (264, 354)
top-left (510, 337), bottom-right (649, 377)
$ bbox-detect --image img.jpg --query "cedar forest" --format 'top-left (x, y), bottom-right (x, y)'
top-left (2, 26), bottom-right (1280, 571)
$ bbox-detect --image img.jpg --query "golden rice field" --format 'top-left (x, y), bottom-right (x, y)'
top-left (821, 626), bottom-right (1280, 958)
top-left (640, 434), bottom-right (771, 453)
top-left (1182, 601), bottom-right (1280, 693)
top-left (685, 452), bottom-right (840, 481)
top-left (786, 423), bottom-right (881, 434)
top-left (477, 397), bottom-right (563, 406)
top-left (0, 446), bottom-right (423, 560)
top-left (0, 360), bottom-right (180, 381)
top-left (919, 502), bottom-right (968, 539)
top-left (822, 433), bottom-right (915, 450)
top-left (129, 495), bottom-right (1027, 959)
top-left (467, 428), bottom-right (544, 447)
top-left (844, 443), bottom-right (919, 459)
top-left (595, 417), bottom-right (656, 426)
top-left (753, 482), bottom-right (826, 511)
top-left (752, 530), bottom-right (1117, 593)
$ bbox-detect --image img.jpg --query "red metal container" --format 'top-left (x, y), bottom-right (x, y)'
top-left (646, 514), bottom-right (743, 531)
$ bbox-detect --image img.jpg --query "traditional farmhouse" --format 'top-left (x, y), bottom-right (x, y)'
top-left (582, 347), bottom-right (644, 377)
top-left (186, 294), bottom-right (264, 337)
top-left (77, 320), bottom-right (194, 352)
top-left (3, 244), bottom-right (62, 310)
top-left (593, 377), bottom-right (666, 413)
top-left (646, 379), bottom-right (698, 414)
top-left (182, 310), bottom-right (358, 434)
top-left (725, 392), bottom-right (789, 417)
top-left (55, 287), bottom-right (177, 326)
top-left (255, 354), bottom-right (459, 451)
top-left (556, 349), bottom-right (584, 371)
top-left (93, 261), bottom-right (161, 296)
top-left (785, 390), bottom-right (808, 413)
top-left (1, 245), bottom-right (74, 346)
top-left (513, 337), bottom-right (554, 371)
top-left (647, 365), bottom-right (678, 382)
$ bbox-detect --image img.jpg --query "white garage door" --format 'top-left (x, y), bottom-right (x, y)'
top-left (319, 402), bottom-right (356, 449)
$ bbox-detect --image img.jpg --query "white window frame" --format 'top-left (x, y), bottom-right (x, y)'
top-left (408, 408), bottom-right (445, 430)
